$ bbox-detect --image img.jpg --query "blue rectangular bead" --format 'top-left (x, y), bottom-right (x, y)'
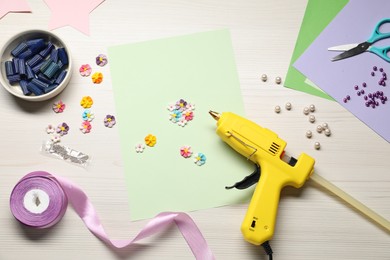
top-left (12, 58), bottom-right (20, 74)
top-left (26, 81), bottom-right (44, 96)
top-left (7, 74), bottom-right (21, 84)
top-left (18, 59), bottom-right (26, 77)
top-left (39, 59), bottom-right (52, 73)
top-left (37, 73), bottom-right (55, 84)
top-left (11, 41), bottom-right (28, 57)
top-left (43, 84), bottom-right (58, 93)
top-left (57, 48), bottom-right (68, 65)
top-left (31, 78), bottom-right (49, 90)
top-left (26, 65), bottom-right (35, 80)
top-left (39, 41), bottom-right (54, 58)
top-left (17, 49), bottom-right (34, 60)
top-left (54, 70), bottom-right (67, 85)
top-left (31, 61), bottom-right (44, 74)
top-left (5, 61), bottom-right (14, 76)
top-left (19, 80), bottom-right (31, 95)
top-left (50, 49), bottom-right (58, 62)
top-left (27, 39), bottom-right (46, 54)
top-left (43, 62), bottom-right (60, 79)
top-left (57, 60), bottom-right (64, 69)
top-left (27, 54), bottom-right (43, 68)
top-left (27, 38), bottom-right (44, 46)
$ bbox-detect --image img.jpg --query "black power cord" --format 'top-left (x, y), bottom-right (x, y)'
top-left (261, 241), bottom-right (273, 260)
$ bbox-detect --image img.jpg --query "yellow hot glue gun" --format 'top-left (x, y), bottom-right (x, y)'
top-left (209, 111), bottom-right (315, 247)
top-left (209, 110), bottom-right (390, 257)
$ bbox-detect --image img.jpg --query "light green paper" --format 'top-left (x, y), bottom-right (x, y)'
top-left (284, 0), bottom-right (348, 100)
top-left (108, 29), bottom-right (253, 220)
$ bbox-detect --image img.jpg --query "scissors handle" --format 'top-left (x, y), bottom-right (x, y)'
top-left (369, 46), bottom-right (390, 63)
top-left (367, 18), bottom-right (390, 43)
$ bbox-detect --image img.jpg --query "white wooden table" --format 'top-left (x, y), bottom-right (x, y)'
top-left (0, 1), bottom-right (389, 259)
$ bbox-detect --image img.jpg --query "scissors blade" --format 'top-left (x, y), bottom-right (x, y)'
top-left (328, 44), bottom-right (359, 51)
top-left (331, 42), bottom-right (371, 61)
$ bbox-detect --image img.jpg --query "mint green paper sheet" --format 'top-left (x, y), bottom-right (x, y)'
top-left (108, 29), bottom-right (253, 220)
top-left (284, 0), bottom-right (348, 100)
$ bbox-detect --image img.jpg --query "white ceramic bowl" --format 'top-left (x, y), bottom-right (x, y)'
top-left (0, 30), bottom-right (72, 101)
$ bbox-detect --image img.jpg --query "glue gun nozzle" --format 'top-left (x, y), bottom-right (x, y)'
top-left (209, 110), bottom-right (221, 121)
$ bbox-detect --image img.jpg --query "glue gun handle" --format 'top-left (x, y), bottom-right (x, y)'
top-left (241, 168), bottom-right (282, 246)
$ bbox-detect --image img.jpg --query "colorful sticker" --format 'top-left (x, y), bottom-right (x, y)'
top-left (193, 152), bottom-right (206, 166)
top-left (79, 64), bottom-right (92, 77)
top-left (51, 133), bottom-right (61, 143)
top-left (135, 143), bottom-right (146, 153)
top-left (180, 146), bottom-right (193, 158)
top-left (104, 115), bottom-right (116, 128)
top-left (56, 122), bottom-right (69, 136)
top-left (144, 134), bottom-right (157, 147)
top-left (46, 124), bottom-right (56, 134)
top-left (80, 121), bottom-right (92, 134)
top-left (96, 54), bottom-right (108, 67)
top-left (52, 100), bottom-right (66, 113)
top-left (82, 109), bottom-right (95, 122)
top-left (80, 96), bottom-right (93, 108)
top-left (168, 99), bottom-right (195, 127)
top-left (92, 72), bottom-right (103, 84)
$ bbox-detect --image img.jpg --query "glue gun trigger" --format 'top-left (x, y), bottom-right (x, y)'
top-left (225, 164), bottom-right (261, 190)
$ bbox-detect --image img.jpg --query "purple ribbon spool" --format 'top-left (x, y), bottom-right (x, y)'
top-left (10, 171), bottom-right (68, 229)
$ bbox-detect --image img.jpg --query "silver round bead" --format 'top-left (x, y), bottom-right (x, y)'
top-left (309, 104), bottom-right (316, 112)
top-left (285, 102), bottom-right (292, 110)
top-left (309, 115), bottom-right (315, 123)
top-left (275, 105), bottom-right (281, 113)
top-left (321, 122), bottom-right (328, 129)
top-left (306, 130), bottom-right (312, 138)
top-left (303, 107), bottom-right (310, 115)
top-left (314, 142), bottom-right (321, 150)
top-left (261, 74), bottom-right (268, 82)
top-left (275, 76), bottom-right (282, 84)
top-left (316, 125), bottom-right (323, 133)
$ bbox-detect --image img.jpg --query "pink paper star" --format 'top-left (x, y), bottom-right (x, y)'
top-left (44, 0), bottom-right (105, 35)
top-left (0, 0), bottom-right (31, 19)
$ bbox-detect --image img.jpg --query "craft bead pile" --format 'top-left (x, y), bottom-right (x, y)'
top-left (275, 102), bottom-right (332, 150)
top-left (343, 66), bottom-right (388, 108)
top-left (4, 38), bottom-right (68, 96)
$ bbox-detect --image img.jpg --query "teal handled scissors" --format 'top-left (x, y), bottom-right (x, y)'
top-left (329, 18), bottom-right (390, 62)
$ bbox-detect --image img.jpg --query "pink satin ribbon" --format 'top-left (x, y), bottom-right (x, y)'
top-left (10, 171), bottom-right (215, 259)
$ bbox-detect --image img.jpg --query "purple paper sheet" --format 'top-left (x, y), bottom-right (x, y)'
top-left (294, 0), bottom-right (390, 142)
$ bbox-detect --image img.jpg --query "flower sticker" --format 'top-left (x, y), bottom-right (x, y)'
top-left (168, 99), bottom-right (195, 127)
top-left (180, 146), bottom-right (192, 158)
top-left (176, 99), bottom-right (187, 111)
top-left (82, 109), bottom-right (95, 122)
top-left (167, 104), bottom-right (176, 112)
top-left (52, 100), bottom-right (66, 113)
top-left (79, 64), bottom-right (92, 77)
top-left (80, 121), bottom-right (92, 134)
top-left (51, 134), bottom-right (61, 143)
top-left (80, 96), bottom-right (93, 108)
top-left (46, 124), bottom-right (55, 134)
top-left (144, 134), bottom-right (157, 147)
top-left (169, 109), bottom-right (182, 123)
top-left (92, 72), bottom-right (103, 84)
top-left (193, 152), bottom-right (206, 166)
top-left (96, 54), bottom-right (108, 67)
top-left (184, 110), bottom-right (194, 121)
top-left (186, 103), bottom-right (195, 111)
top-left (135, 143), bottom-right (146, 153)
top-left (56, 122), bottom-right (69, 136)
top-left (177, 117), bottom-right (187, 127)
top-left (104, 114), bottom-right (116, 128)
